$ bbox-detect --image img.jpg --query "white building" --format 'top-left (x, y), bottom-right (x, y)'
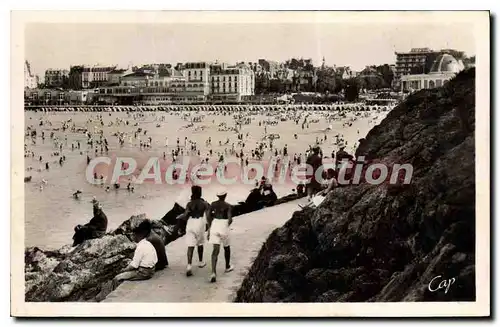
top-left (210, 63), bottom-right (255, 102)
top-left (401, 53), bottom-right (465, 92)
top-left (24, 60), bottom-right (38, 89)
top-left (45, 69), bottom-right (69, 88)
top-left (120, 71), bottom-right (154, 87)
top-left (183, 62), bottom-right (211, 100)
top-left (82, 66), bottom-right (116, 88)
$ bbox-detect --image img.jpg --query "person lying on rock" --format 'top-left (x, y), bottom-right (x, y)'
top-left (72, 199), bottom-right (108, 246)
top-left (113, 220), bottom-right (158, 282)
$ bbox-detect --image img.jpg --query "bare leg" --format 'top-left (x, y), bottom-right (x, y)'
top-left (187, 246), bottom-right (195, 265)
top-left (210, 244), bottom-right (220, 282)
top-left (307, 186), bottom-right (313, 200)
top-left (186, 246), bottom-right (194, 276)
top-left (224, 246), bottom-right (231, 270)
top-left (197, 245), bottom-right (204, 262)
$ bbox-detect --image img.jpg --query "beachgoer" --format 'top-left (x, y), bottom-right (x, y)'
top-left (109, 220), bottom-right (157, 284)
top-left (206, 189), bottom-right (234, 283)
top-left (147, 229), bottom-right (168, 271)
top-left (305, 146), bottom-right (323, 200)
top-left (72, 199), bottom-right (108, 246)
top-left (176, 185), bottom-right (209, 276)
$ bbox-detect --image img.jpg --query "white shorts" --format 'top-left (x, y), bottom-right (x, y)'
top-left (209, 219), bottom-right (230, 247)
top-left (185, 217), bottom-right (206, 247)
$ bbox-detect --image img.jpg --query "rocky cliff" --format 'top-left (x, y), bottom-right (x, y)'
top-left (235, 68), bottom-right (476, 302)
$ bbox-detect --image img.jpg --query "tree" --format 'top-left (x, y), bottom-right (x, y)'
top-left (376, 64), bottom-right (394, 87)
top-left (363, 75), bottom-right (385, 90)
top-left (344, 78), bottom-right (360, 102)
top-left (316, 68), bottom-right (338, 94)
top-left (255, 73), bottom-right (271, 94)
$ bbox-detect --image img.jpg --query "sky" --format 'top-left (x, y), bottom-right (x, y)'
top-left (25, 22), bottom-right (476, 77)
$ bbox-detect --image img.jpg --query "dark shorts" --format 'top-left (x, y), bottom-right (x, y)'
top-left (307, 180), bottom-right (322, 193)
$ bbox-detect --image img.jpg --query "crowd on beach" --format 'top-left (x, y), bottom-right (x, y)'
top-left (25, 103), bottom-right (391, 191)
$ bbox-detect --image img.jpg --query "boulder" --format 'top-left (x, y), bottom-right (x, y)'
top-left (25, 235), bottom-right (135, 302)
top-left (25, 188), bottom-right (303, 302)
top-left (235, 68), bottom-right (476, 302)
top-left (24, 208), bottom-right (185, 302)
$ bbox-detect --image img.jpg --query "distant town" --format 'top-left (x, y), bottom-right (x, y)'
top-left (24, 48), bottom-right (475, 106)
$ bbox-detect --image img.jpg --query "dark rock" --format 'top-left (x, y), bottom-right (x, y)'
top-left (25, 235), bottom-right (135, 302)
top-left (235, 69), bottom-right (476, 302)
top-left (316, 290), bottom-right (341, 302)
top-left (25, 209), bottom-right (185, 302)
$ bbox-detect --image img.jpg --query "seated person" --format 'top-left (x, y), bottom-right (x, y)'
top-left (146, 228), bottom-right (168, 271)
top-left (245, 186), bottom-right (265, 211)
top-left (296, 182), bottom-right (306, 197)
top-left (335, 147), bottom-right (354, 167)
top-left (113, 220), bottom-right (158, 282)
top-left (321, 168), bottom-right (337, 190)
top-left (260, 182), bottom-right (278, 207)
top-left (95, 221), bottom-right (158, 302)
top-left (72, 199), bottom-right (108, 246)
top-left (319, 174), bottom-right (339, 196)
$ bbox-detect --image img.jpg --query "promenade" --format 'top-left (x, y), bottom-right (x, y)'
top-left (103, 199), bottom-right (303, 302)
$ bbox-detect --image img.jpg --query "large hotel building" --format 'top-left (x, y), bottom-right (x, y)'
top-left (394, 48), bottom-right (436, 88)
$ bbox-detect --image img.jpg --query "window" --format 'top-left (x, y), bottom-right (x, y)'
top-left (223, 76), bottom-right (226, 82)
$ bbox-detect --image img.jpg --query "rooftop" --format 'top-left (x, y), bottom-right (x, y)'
top-left (109, 69), bottom-right (127, 74)
top-left (429, 54), bottom-right (464, 74)
top-left (122, 71), bottom-right (154, 78)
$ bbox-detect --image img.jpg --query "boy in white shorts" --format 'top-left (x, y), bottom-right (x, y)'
top-left (207, 189), bottom-right (234, 283)
top-left (176, 185), bottom-right (210, 276)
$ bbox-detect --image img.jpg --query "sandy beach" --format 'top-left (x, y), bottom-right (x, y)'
top-left (24, 107), bottom-right (390, 249)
